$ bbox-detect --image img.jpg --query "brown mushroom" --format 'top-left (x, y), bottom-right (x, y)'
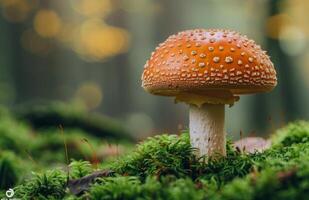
top-left (141, 29), bottom-right (277, 158)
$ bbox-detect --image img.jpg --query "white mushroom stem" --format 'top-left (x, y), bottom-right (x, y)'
top-left (189, 104), bottom-right (226, 158)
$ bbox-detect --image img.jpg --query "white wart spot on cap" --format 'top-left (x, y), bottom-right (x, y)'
top-left (198, 62), bottom-right (206, 67)
top-left (213, 57), bottom-right (220, 63)
top-left (183, 55), bottom-right (189, 61)
top-left (225, 56), bottom-right (233, 63)
top-left (191, 51), bottom-right (197, 56)
top-left (199, 53), bottom-right (206, 58)
top-left (209, 38), bottom-right (216, 43)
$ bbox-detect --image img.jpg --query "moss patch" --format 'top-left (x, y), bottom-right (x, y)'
top-left (2, 121), bottom-right (309, 199)
top-left (15, 102), bottom-right (134, 141)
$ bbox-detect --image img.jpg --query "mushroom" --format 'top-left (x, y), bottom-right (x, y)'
top-left (141, 29), bottom-right (277, 158)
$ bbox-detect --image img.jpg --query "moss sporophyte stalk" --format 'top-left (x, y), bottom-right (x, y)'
top-left (3, 121), bottom-right (309, 199)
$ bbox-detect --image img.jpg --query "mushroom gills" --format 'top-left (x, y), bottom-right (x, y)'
top-left (175, 91), bottom-right (239, 107)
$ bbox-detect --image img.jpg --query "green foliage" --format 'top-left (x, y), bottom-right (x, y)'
top-left (271, 121), bottom-right (309, 147)
top-left (0, 151), bottom-right (22, 190)
top-left (199, 151), bottom-right (256, 185)
top-left (88, 176), bottom-right (205, 200)
top-left (0, 106), bottom-right (133, 173)
top-left (4, 121), bottom-right (309, 199)
top-left (89, 176), bottom-right (142, 200)
top-left (112, 133), bottom-right (253, 184)
top-left (69, 160), bottom-right (93, 179)
top-left (216, 159), bottom-right (309, 200)
top-left (111, 133), bottom-right (197, 179)
top-left (209, 134), bottom-right (309, 200)
top-left (30, 128), bottom-right (100, 164)
top-left (163, 177), bottom-right (205, 200)
top-left (88, 121), bottom-right (309, 199)
top-left (0, 112), bottom-right (33, 154)
top-left (15, 102), bottom-right (134, 141)
top-left (255, 142), bottom-right (309, 171)
top-left (14, 170), bottom-right (67, 199)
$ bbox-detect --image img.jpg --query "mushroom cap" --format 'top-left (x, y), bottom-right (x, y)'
top-left (141, 29), bottom-right (277, 104)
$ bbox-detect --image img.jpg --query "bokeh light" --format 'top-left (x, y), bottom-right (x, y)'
top-left (279, 25), bottom-right (306, 56)
top-left (33, 9), bottom-right (62, 38)
top-left (0, 0), bottom-right (129, 62)
top-left (283, 0), bottom-right (309, 36)
top-left (70, 0), bottom-right (112, 17)
top-left (73, 19), bottom-right (130, 61)
top-left (75, 82), bottom-right (103, 110)
top-left (120, 0), bottom-right (162, 14)
top-left (56, 23), bottom-right (77, 47)
top-left (266, 14), bottom-right (291, 39)
top-left (0, 0), bottom-right (35, 22)
top-left (125, 113), bottom-right (154, 138)
top-left (21, 29), bottom-right (53, 55)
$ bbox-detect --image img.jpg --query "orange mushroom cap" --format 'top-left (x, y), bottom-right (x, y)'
top-left (141, 29), bottom-right (277, 105)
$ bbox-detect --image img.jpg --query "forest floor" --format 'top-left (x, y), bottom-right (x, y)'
top-left (0, 104), bottom-right (309, 199)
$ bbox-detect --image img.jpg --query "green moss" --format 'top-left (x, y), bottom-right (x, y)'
top-left (271, 121), bottom-right (309, 147)
top-left (0, 112), bottom-right (33, 154)
top-left (6, 121), bottom-right (309, 199)
top-left (199, 147), bottom-right (257, 185)
top-left (89, 176), bottom-right (142, 200)
top-left (69, 160), bottom-right (93, 179)
top-left (15, 102), bottom-right (134, 141)
top-left (87, 176), bottom-right (206, 200)
top-left (111, 133), bottom-right (197, 179)
top-left (216, 159), bottom-right (309, 200)
top-left (111, 133), bottom-right (255, 185)
top-left (14, 170), bottom-right (67, 199)
top-left (209, 137), bottom-right (309, 200)
top-left (90, 121), bottom-right (309, 199)
top-left (163, 178), bottom-right (205, 200)
top-left (30, 129), bottom-right (100, 164)
top-left (0, 109), bottom-right (133, 172)
top-left (0, 151), bottom-right (22, 190)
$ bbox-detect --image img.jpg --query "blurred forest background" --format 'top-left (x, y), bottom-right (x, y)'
top-left (0, 0), bottom-right (308, 140)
